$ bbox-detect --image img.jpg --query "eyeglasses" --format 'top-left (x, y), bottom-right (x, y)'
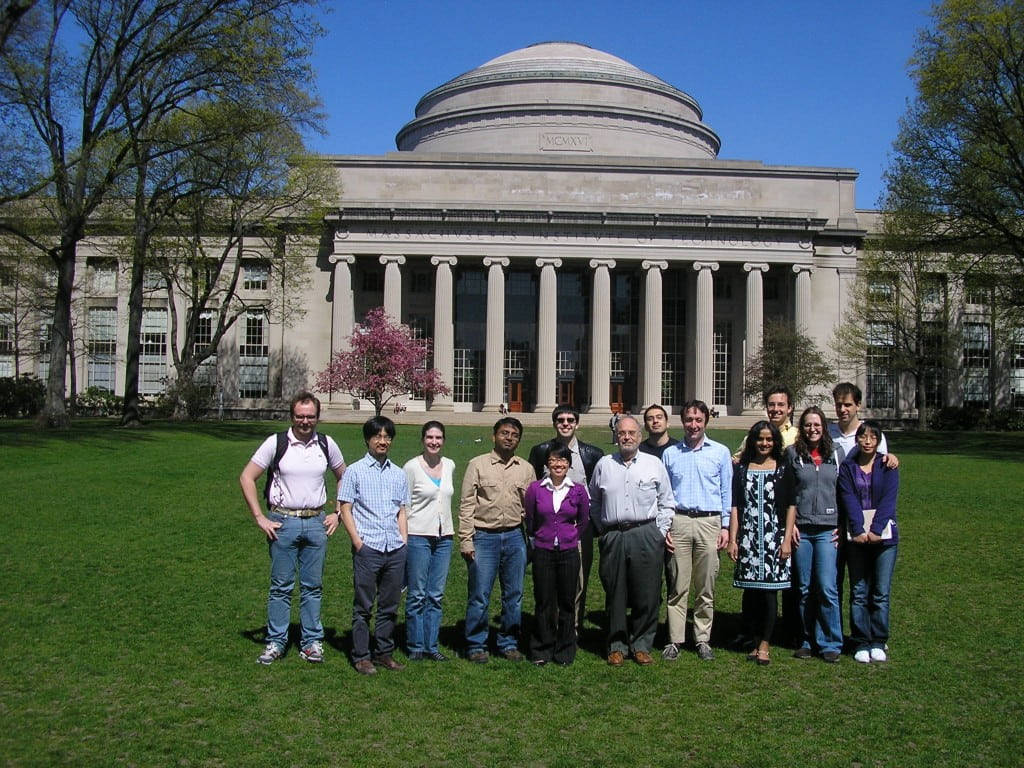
top-left (556, 417), bottom-right (576, 424)
top-left (293, 415), bottom-right (317, 421)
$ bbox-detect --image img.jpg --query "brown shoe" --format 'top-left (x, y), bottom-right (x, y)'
top-left (354, 659), bottom-right (376, 675)
top-left (372, 654), bottom-right (405, 671)
top-left (633, 650), bottom-right (654, 665)
top-left (606, 650), bottom-right (625, 667)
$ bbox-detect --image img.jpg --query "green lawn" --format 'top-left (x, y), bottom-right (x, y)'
top-left (1, 420), bottom-right (1022, 767)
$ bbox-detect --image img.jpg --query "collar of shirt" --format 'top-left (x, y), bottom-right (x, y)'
top-left (613, 452), bottom-right (640, 466)
top-left (360, 452), bottom-right (395, 471)
top-left (681, 437), bottom-right (708, 452)
top-left (540, 475), bottom-right (575, 491)
top-left (287, 427), bottom-right (320, 446)
top-left (489, 450), bottom-right (524, 467)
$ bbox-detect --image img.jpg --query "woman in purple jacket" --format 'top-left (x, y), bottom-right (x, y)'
top-left (837, 420), bottom-right (899, 663)
top-left (524, 443), bottom-right (590, 666)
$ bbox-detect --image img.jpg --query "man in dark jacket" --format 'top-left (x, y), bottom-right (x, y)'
top-left (528, 404), bottom-right (604, 629)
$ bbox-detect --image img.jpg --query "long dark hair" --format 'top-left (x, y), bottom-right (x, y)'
top-left (793, 406), bottom-right (835, 461)
top-left (739, 420), bottom-right (784, 465)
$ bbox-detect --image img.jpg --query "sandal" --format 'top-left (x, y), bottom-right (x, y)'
top-left (756, 649), bottom-right (771, 666)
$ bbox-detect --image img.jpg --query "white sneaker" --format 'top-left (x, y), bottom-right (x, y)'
top-left (257, 642), bottom-right (284, 665)
top-left (870, 647), bottom-right (888, 662)
top-left (854, 649), bottom-right (871, 664)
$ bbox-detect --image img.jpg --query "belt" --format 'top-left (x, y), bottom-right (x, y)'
top-left (270, 506), bottom-right (323, 518)
top-left (604, 519), bottom-right (655, 532)
top-left (675, 508), bottom-right (720, 518)
top-left (476, 525), bottom-right (521, 534)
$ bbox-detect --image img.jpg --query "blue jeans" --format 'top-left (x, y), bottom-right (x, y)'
top-left (405, 535), bottom-right (453, 654)
top-left (847, 542), bottom-right (898, 651)
top-left (792, 525), bottom-right (843, 654)
top-left (464, 529), bottom-right (526, 654)
top-left (266, 512), bottom-right (327, 650)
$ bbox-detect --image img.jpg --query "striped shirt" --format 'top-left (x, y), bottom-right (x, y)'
top-left (338, 453), bottom-right (410, 552)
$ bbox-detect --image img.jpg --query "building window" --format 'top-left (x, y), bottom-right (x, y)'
top-left (361, 270), bottom-right (383, 292)
top-left (0, 309), bottom-right (12, 377)
top-left (410, 270), bottom-right (432, 294)
top-left (453, 348), bottom-right (481, 403)
top-left (763, 276), bottom-right (780, 302)
top-left (238, 310), bottom-right (268, 398)
top-left (1011, 327), bottom-right (1024, 408)
top-left (243, 260), bottom-right (269, 291)
top-left (963, 278), bottom-right (991, 307)
top-left (963, 319), bottom-right (991, 405)
top-left (87, 307), bottom-right (117, 392)
top-left (713, 322), bottom-right (730, 404)
top-left (866, 321), bottom-right (896, 410)
top-left (661, 351), bottom-right (685, 407)
top-left (138, 308), bottom-right (167, 395)
top-left (505, 348), bottom-right (528, 378)
top-left (89, 259), bottom-right (117, 294)
top-left (920, 319), bottom-right (946, 409)
top-left (194, 311), bottom-right (216, 386)
top-left (556, 350), bottom-right (578, 378)
top-left (37, 315), bottom-right (52, 381)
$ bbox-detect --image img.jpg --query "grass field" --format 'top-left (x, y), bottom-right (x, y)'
top-left (1, 419), bottom-right (1022, 767)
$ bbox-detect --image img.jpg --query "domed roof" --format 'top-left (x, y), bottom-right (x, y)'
top-left (396, 42), bottom-right (720, 159)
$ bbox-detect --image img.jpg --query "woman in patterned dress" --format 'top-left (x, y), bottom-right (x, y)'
top-left (728, 420), bottom-right (796, 665)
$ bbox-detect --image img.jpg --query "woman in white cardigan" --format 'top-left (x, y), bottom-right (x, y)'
top-left (402, 421), bottom-right (456, 661)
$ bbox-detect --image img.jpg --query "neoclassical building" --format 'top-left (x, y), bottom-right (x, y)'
top-left (4, 42), bottom-right (1020, 415)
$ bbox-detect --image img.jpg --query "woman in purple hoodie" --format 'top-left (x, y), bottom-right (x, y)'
top-left (837, 420), bottom-right (899, 664)
top-left (524, 443), bottom-right (590, 666)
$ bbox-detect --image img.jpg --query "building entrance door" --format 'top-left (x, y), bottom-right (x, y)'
top-left (557, 380), bottom-right (576, 407)
top-left (507, 380), bottom-right (524, 412)
top-left (610, 382), bottom-right (624, 413)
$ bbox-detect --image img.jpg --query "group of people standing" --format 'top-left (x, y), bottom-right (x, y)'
top-left (240, 384), bottom-right (898, 672)
top-left (727, 383), bottom-right (900, 665)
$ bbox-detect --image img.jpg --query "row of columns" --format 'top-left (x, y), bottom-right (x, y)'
top-left (329, 245), bottom-right (815, 412)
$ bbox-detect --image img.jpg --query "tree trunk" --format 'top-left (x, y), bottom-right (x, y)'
top-left (40, 242), bottom-right (76, 428)
top-left (121, 226), bottom-right (148, 427)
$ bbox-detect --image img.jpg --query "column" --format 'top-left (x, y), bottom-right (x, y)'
top-left (328, 253), bottom-right (355, 353)
top-left (482, 257), bottom-right (509, 412)
top-left (328, 252), bottom-right (355, 409)
top-left (641, 260), bottom-right (667, 408)
top-left (430, 256), bottom-right (457, 411)
top-left (743, 262), bottom-right (769, 412)
top-left (793, 264), bottom-right (813, 332)
top-left (693, 261), bottom-right (719, 404)
top-left (380, 254), bottom-right (405, 320)
top-left (587, 259), bottom-right (615, 413)
top-left (534, 257), bottom-right (561, 413)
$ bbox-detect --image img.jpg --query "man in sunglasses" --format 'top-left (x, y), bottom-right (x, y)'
top-left (529, 405), bottom-right (604, 629)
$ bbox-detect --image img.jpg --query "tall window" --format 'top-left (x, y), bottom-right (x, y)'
top-left (194, 311), bottom-right (216, 386)
top-left (662, 270), bottom-right (686, 407)
top-left (37, 315), bottom-right (52, 381)
top-left (87, 307), bottom-right (117, 392)
top-left (713, 322), bottom-right (731, 404)
top-left (453, 348), bottom-right (481, 403)
top-left (866, 321), bottom-right (896, 409)
top-left (0, 308), bottom-right (12, 377)
top-left (238, 310), bottom-right (268, 398)
top-left (1011, 327), bottom-right (1024, 408)
top-left (139, 308), bottom-right (167, 395)
top-left (963, 319), bottom-right (991, 405)
top-left (243, 260), bottom-right (269, 291)
top-left (920, 319), bottom-right (946, 408)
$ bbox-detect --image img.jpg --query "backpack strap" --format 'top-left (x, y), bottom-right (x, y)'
top-left (263, 431), bottom-right (290, 505)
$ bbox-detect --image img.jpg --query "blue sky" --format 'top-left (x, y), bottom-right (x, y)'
top-left (308, 0), bottom-right (935, 210)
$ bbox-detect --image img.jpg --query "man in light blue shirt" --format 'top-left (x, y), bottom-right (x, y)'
top-left (661, 400), bottom-right (732, 661)
top-left (337, 416), bottom-right (409, 675)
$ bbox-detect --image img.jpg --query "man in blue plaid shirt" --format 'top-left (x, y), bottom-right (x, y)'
top-left (337, 416), bottom-right (409, 675)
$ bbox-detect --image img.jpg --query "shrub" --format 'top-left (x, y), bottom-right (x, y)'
top-left (929, 405), bottom-right (1024, 431)
top-left (0, 375), bottom-right (46, 418)
top-left (73, 387), bottom-right (123, 417)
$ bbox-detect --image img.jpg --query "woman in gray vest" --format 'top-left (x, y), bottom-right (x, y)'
top-left (785, 406), bottom-right (845, 663)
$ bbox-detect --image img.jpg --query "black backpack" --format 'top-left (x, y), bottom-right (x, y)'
top-left (263, 431), bottom-right (331, 506)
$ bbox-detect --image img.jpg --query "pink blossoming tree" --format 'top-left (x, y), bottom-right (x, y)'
top-left (315, 307), bottom-right (449, 416)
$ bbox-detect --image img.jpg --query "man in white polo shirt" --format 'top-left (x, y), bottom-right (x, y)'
top-left (240, 392), bottom-right (345, 665)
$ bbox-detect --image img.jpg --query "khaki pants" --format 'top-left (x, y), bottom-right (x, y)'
top-left (666, 514), bottom-right (721, 644)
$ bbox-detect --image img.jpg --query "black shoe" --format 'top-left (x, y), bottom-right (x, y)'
top-left (822, 651), bottom-right (841, 664)
top-left (426, 651), bottom-right (449, 662)
top-left (793, 647), bottom-right (813, 660)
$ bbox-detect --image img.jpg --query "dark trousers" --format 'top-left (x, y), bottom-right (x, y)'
top-left (351, 544), bottom-right (407, 662)
top-left (531, 547), bottom-right (581, 664)
top-left (598, 521), bottom-right (663, 655)
top-left (742, 588), bottom-right (779, 643)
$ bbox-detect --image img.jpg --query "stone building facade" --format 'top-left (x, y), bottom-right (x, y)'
top-left (3, 42), bottom-right (1021, 416)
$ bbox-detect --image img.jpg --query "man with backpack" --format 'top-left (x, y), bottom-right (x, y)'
top-left (240, 392), bottom-right (345, 665)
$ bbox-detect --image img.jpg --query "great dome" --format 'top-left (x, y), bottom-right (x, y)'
top-left (395, 42), bottom-right (720, 159)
